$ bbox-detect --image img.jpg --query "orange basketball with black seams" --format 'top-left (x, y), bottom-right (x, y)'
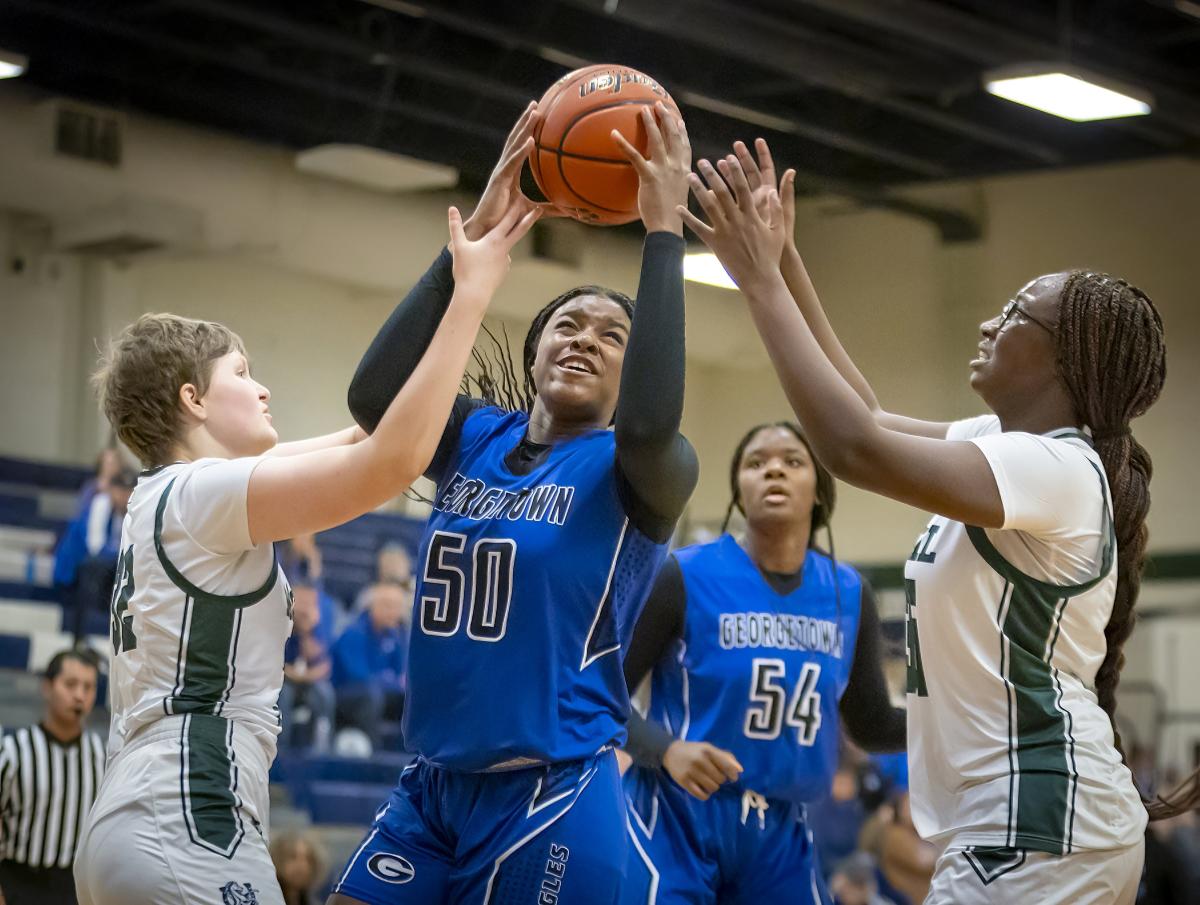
top-left (531, 64), bottom-right (682, 226)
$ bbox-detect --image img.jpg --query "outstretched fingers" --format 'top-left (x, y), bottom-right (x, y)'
top-left (697, 159), bottom-right (738, 221)
top-left (501, 101), bottom-right (537, 155)
top-left (718, 155), bottom-right (759, 216)
top-left (447, 205), bottom-right (466, 249)
top-left (610, 129), bottom-right (652, 177)
top-left (504, 207), bottom-right (543, 246)
top-left (686, 172), bottom-right (723, 227)
top-left (733, 140), bottom-right (765, 192)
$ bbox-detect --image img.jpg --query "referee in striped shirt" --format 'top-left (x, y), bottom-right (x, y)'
top-left (0, 649), bottom-right (104, 904)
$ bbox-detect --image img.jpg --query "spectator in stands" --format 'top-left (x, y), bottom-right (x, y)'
top-left (350, 542), bottom-right (415, 627)
top-left (280, 536), bottom-right (337, 648)
top-left (829, 852), bottom-right (897, 905)
top-left (53, 467), bottom-right (136, 644)
top-left (0, 649), bottom-right (104, 905)
top-left (269, 829), bottom-right (328, 905)
top-left (281, 533), bottom-right (323, 583)
top-left (809, 758), bottom-right (869, 881)
top-left (859, 791), bottom-right (936, 905)
top-left (331, 580), bottom-right (408, 750)
top-left (278, 581), bottom-right (336, 753)
top-left (375, 542), bottom-right (412, 586)
top-left (69, 446), bottom-right (124, 519)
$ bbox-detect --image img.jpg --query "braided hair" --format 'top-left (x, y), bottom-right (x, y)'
top-left (1053, 271), bottom-right (1194, 818)
top-left (464, 285), bottom-right (635, 414)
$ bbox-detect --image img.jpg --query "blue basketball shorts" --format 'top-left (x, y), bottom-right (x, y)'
top-left (620, 766), bottom-right (831, 905)
top-left (333, 749), bottom-right (628, 904)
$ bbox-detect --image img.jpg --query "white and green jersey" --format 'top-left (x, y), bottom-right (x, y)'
top-left (905, 415), bottom-right (1145, 855)
top-left (106, 457), bottom-right (293, 765)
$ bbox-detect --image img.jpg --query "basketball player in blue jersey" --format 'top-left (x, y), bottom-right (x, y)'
top-left (329, 100), bottom-right (697, 905)
top-left (619, 422), bottom-right (905, 905)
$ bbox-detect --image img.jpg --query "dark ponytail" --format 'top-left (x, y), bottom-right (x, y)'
top-left (1054, 271), bottom-right (1194, 819)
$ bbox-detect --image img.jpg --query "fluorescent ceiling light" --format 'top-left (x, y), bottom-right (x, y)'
top-left (684, 252), bottom-right (738, 291)
top-left (984, 65), bottom-right (1151, 122)
top-left (0, 50), bottom-right (28, 79)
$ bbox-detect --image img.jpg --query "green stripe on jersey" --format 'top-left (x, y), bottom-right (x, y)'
top-left (154, 477), bottom-right (277, 716)
top-left (967, 461), bottom-right (1115, 854)
top-left (1002, 578), bottom-right (1072, 851)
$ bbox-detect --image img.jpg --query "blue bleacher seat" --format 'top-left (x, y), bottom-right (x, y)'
top-left (0, 457), bottom-right (92, 492)
top-left (0, 581), bottom-right (61, 603)
top-left (271, 751), bottom-right (414, 818)
top-left (309, 780), bottom-right (396, 825)
top-left (0, 633), bottom-right (32, 671)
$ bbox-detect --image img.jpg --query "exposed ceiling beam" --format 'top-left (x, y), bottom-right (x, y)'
top-left (793, 0), bottom-right (1200, 142)
top-left (6, 0), bottom-right (510, 145)
top-left (170, 0), bottom-right (530, 107)
top-left (552, 0), bottom-right (1064, 164)
top-left (347, 0), bottom-right (953, 176)
top-left (344, 0), bottom-right (981, 236)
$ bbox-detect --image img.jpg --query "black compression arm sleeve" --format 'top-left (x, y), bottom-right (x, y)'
top-left (614, 232), bottom-right (698, 542)
top-left (622, 556), bottom-right (686, 767)
top-left (347, 247), bottom-right (454, 434)
top-left (839, 579), bottom-right (907, 752)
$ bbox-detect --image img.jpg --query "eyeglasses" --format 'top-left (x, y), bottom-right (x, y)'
top-left (997, 298), bottom-right (1055, 335)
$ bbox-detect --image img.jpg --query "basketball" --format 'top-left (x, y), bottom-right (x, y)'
top-left (531, 64), bottom-right (682, 226)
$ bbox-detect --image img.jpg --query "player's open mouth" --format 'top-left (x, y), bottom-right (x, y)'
top-left (763, 486), bottom-right (790, 503)
top-left (970, 343), bottom-right (992, 367)
top-left (556, 355), bottom-right (596, 375)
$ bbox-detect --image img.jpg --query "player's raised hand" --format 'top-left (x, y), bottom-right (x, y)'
top-left (662, 740), bottom-right (743, 801)
top-left (448, 202), bottom-right (541, 303)
top-left (679, 152), bottom-right (786, 293)
top-left (611, 100), bottom-right (691, 236)
top-left (464, 101), bottom-right (565, 241)
top-left (734, 138), bottom-right (798, 257)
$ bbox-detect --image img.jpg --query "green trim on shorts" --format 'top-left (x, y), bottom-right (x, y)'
top-left (181, 714), bottom-right (244, 858)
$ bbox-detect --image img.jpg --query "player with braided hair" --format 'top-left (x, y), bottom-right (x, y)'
top-left (676, 138), bottom-right (1189, 904)
top-left (329, 101), bottom-right (697, 905)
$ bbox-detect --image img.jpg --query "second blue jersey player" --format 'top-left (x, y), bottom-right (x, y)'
top-left (619, 423), bottom-right (906, 905)
top-left (328, 101), bottom-right (697, 905)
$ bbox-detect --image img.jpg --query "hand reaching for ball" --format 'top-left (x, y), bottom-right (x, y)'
top-left (733, 138), bottom-right (798, 259)
top-left (463, 101), bottom-right (564, 243)
top-left (678, 153), bottom-right (787, 293)
top-left (611, 102), bottom-right (691, 236)
top-left (448, 202), bottom-right (542, 306)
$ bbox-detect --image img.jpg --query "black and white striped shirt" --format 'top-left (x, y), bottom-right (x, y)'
top-left (0, 725), bottom-right (105, 870)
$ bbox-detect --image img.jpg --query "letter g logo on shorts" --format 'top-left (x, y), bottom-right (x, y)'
top-left (367, 852), bottom-right (416, 884)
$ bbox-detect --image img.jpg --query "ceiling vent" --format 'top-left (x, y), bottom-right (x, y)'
top-left (39, 99), bottom-right (124, 167)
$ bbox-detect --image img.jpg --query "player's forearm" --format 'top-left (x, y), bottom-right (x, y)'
top-left (248, 290), bottom-right (486, 545)
top-left (780, 246), bottom-right (883, 414)
top-left (347, 248), bottom-right (455, 433)
top-left (615, 232), bottom-right (687, 449)
top-left (624, 711), bottom-right (677, 768)
top-left (265, 426), bottom-right (364, 459)
top-left (350, 290), bottom-right (487, 494)
top-left (613, 232), bottom-right (697, 522)
top-left (742, 271), bottom-right (887, 484)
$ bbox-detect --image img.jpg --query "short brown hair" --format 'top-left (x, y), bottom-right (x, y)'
top-left (93, 313), bottom-right (245, 467)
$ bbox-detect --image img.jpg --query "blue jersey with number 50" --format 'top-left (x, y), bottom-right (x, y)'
top-left (649, 535), bottom-right (863, 803)
top-left (404, 406), bottom-right (668, 771)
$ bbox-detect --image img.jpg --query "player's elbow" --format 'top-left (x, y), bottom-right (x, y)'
top-left (346, 371), bottom-right (381, 435)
